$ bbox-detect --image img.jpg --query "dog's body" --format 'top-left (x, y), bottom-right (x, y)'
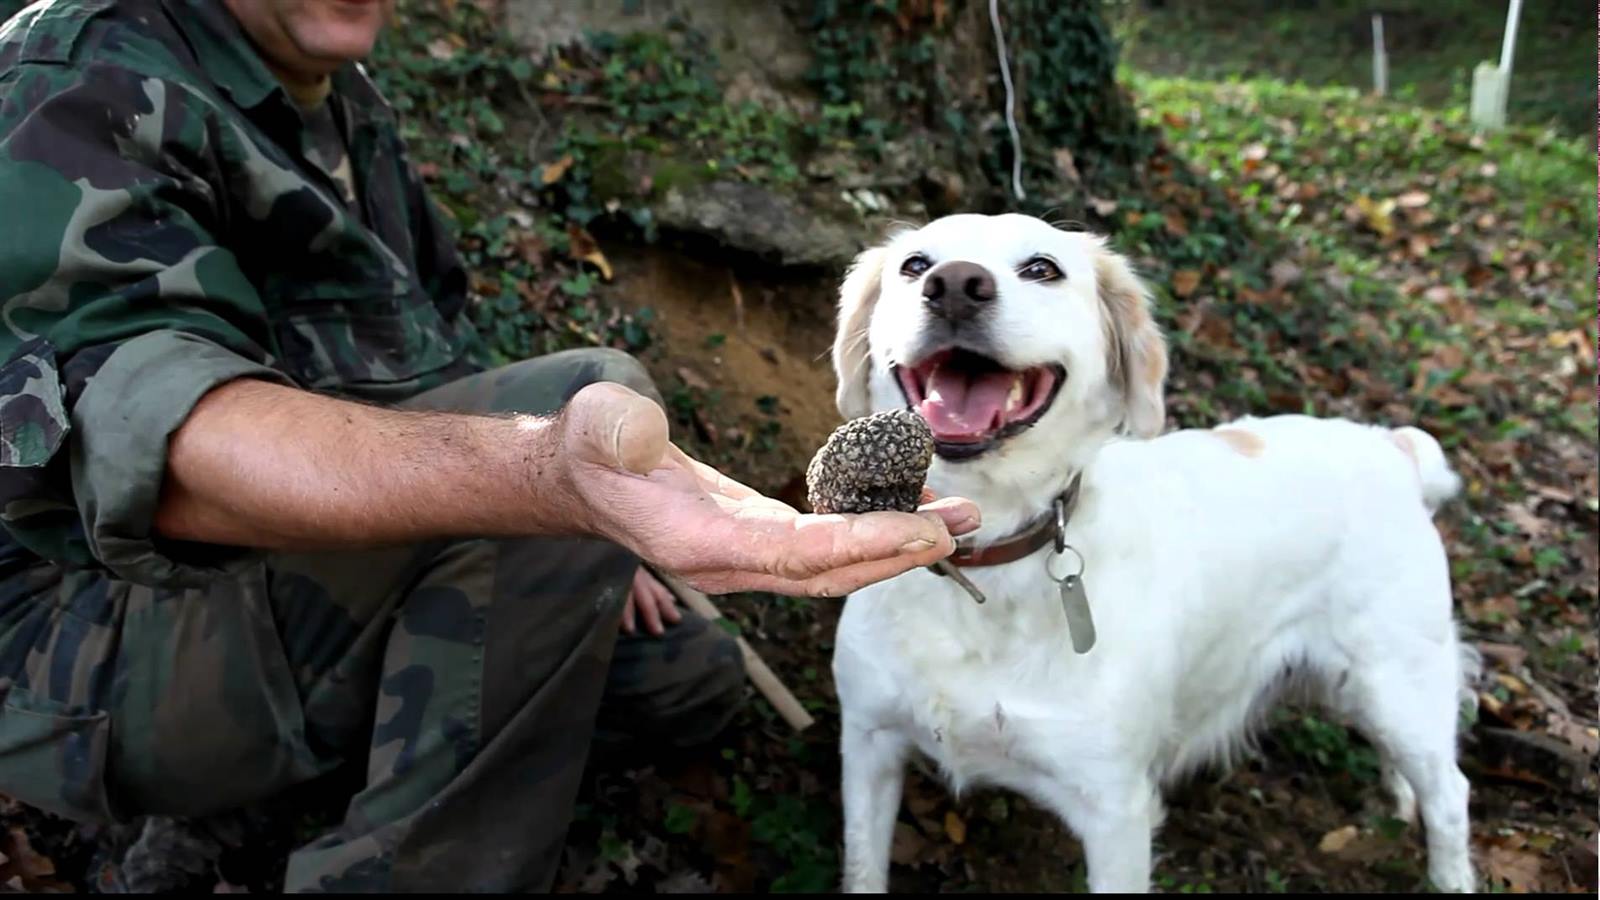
top-left (828, 214), bottom-right (1476, 893)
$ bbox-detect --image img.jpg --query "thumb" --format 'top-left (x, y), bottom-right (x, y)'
top-left (561, 382), bottom-right (670, 476)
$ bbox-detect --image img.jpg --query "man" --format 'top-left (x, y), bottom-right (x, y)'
top-left (0, 0), bottom-right (976, 891)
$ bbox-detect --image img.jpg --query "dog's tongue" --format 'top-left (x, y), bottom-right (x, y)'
top-left (921, 366), bottom-right (1018, 442)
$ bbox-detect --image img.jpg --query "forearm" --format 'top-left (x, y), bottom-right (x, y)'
top-left (153, 378), bottom-right (581, 550)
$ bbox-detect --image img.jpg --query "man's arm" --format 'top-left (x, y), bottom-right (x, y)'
top-left (154, 378), bottom-right (577, 549)
top-left (157, 379), bottom-right (982, 598)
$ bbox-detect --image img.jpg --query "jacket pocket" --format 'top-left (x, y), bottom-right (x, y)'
top-left (0, 681), bottom-right (121, 824)
top-left (0, 339), bottom-right (70, 470)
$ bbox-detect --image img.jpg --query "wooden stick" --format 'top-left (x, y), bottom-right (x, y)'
top-left (728, 271), bottom-right (746, 333)
top-left (655, 571), bottom-right (816, 732)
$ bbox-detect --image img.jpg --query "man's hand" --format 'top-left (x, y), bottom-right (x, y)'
top-left (622, 566), bottom-right (682, 636)
top-left (554, 383), bottom-right (980, 597)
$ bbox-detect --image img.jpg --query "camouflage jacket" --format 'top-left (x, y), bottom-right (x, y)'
top-left (0, 0), bottom-right (483, 588)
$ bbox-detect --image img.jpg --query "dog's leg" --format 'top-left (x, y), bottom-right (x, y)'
top-left (840, 720), bottom-right (909, 893)
top-left (1040, 776), bottom-right (1161, 893)
top-left (1341, 659), bottom-right (1476, 892)
top-left (1381, 756), bottom-right (1419, 825)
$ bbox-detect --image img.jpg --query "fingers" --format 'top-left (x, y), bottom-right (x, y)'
top-left (917, 495), bottom-right (982, 537)
top-left (564, 383), bottom-right (670, 476)
top-left (637, 584), bottom-right (663, 634)
top-left (620, 590), bottom-right (638, 634)
top-left (743, 508), bottom-right (955, 583)
top-left (623, 567), bottom-right (681, 637)
top-left (654, 573), bottom-right (683, 625)
top-left (685, 536), bottom-right (955, 598)
top-left (654, 507), bottom-right (951, 591)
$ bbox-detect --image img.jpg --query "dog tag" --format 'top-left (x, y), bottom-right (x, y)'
top-left (931, 559), bottom-right (987, 604)
top-left (1059, 573), bottom-right (1096, 654)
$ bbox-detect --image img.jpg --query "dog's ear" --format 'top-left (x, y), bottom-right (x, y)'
top-left (832, 246), bottom-right (889, 420)
top-left (1094, 243), bottom-right (1169, 438)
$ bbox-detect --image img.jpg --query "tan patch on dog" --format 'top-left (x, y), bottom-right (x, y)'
top-left (1213, 427), bottom-right (1265, 457)
top-left (1390, 429), bottom-right (1422, 483)
top-left (1390, 429), bottom-right (1418, 464)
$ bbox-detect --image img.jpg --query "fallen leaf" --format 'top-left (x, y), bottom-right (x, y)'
top-left (541, 154), bottom-right (575, 185)
top-left (1477, 641), bottom-right (1528, 669)
top-left (1354, 195), bottom-right (1396, 237)
top-left (514, 233), bottom-right (549, 268)
top-left (1546, 716), bottom-right (1599, 757)
top-left (1531, 483), bottom-right (1576, 504)
top-left (677, 367), bottom-right (709, 390)
top-left (1396, 189), bottom-right (1430, 208)
top-left (1503, 501), bottom-right (1549, 539)
top-left (891, 821), bottom-right (928, 865)
top-left (1481, 836), bottom-right (1546, 892)
top-left (1052, 147), bottom-right (1081, 184)
top-left (1088, 196), bottom-right (1118, 216)
top-left (943, 810), bottom-right (966, 845)
top-left (1172, 269), bottom-right (1201, 298)
top-left (565, 223), bottom-right (614, 281)
top-left (1493, 671), bottom-right (1528, 695)
top-left (656, 870), bottom-right (715, 893)
top-left (1269, 259), bottom-right (1303, 288)
top-left (427, 38), bottom-right (457, 61)
top-left (1318, 825), bottom-right (1359, 854)
top-left (1163, 208), bottom-right (1189, 237)
top-left (2, 829), bottom-right (52, 879)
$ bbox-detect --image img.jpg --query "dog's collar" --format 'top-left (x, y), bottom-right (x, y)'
top-left (939, 472), bottom-right (1083, 570)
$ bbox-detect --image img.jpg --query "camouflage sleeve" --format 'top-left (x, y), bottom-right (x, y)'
top-left (0, 63), bottom-right (293, 587)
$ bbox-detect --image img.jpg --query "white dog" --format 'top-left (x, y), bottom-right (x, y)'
top-left (827, 214), bottom-right (1478, 893)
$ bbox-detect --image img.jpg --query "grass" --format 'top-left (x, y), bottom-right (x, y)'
top-left (1110, 0), bottom-right (1595, 135)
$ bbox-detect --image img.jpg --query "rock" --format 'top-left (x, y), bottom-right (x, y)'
top-left (1474, 726), bottom-right (1599, 796)
top-left (655, 180), bottom-right (864, 270)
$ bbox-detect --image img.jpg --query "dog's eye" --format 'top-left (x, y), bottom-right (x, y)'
top-left (1018, 257), bottom-right (1063, 283)
top-left (899, 254), bottom-right (932, 278)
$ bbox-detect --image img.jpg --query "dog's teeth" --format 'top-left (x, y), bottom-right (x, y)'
top-left (1007, 377), bottom-right (1025, 411)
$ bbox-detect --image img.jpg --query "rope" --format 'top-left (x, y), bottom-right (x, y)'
top-left (989, 0), bottom-right (1025, 201)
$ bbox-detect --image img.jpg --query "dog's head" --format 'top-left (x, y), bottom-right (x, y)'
top-left (832, 214), bottom-right (1168, 465)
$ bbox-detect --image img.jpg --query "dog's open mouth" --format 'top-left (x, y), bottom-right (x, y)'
top-left (894, 349), bottom-right (1065, 459)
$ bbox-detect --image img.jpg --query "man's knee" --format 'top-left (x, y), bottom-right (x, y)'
top-left (404, 347), bottom-right (663, 418)
top-left (502, 347), bottom-right (662, 415)
top-left (569, 347), bottom-right (663, 409)
top-left (662, 623), bottom-right (746, 748)
top-left (600, 612), bottom-right (747, 750)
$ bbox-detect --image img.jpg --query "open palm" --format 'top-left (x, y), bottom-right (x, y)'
top-left (561, 383), bottom-right (978, 597)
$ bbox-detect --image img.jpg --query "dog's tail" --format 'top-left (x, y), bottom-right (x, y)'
top-left (1389, 426), bottom-right (1462, 515)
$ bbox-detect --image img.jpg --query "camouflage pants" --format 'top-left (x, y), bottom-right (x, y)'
top-left (0, 348), bottom-right (746, 892)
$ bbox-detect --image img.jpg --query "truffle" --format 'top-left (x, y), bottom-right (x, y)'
top-left (806, 409), bottom-right (935, 514)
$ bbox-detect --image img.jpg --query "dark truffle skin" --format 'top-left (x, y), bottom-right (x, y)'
top-left (806, 409), bottom-right (936, 514)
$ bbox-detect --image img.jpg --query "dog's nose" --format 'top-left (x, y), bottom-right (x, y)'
top-left (922, 260), bottom-right (997, 323)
